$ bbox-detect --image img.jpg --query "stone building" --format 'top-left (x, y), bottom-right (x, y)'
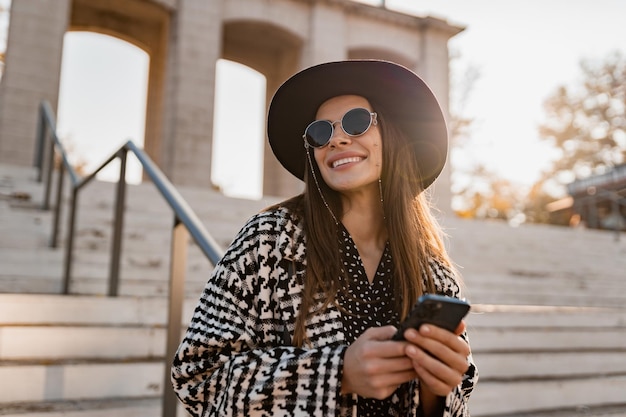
top-left (0, 0), bottom-right (462, 210)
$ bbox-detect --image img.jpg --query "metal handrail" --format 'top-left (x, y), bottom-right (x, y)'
top-left (34, 100), bottom-right (224, 416)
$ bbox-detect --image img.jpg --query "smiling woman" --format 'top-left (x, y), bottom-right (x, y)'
top-left (171, 59), bottom-right (477, 417)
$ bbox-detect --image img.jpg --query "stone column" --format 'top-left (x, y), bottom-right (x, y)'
top-left (160, 0), bottom-right (222, 187)
top-left (300, 3), bottom-right (346, 67)
top-left (0, 0), bottom-right (71, 165)
top-left (414, 24), bottom-right (458, 214)
top-left (263, 74), bottom-right (304, 198)
top-left (142, 21), bottom-right (169, 175)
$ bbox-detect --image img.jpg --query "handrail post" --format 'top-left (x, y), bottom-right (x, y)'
top-left (612, 198), bottom-right (621, 242)
top-left (162, 216), bottom-right (188, 417)
top-left (34, 103), bottom-right (45, 182)
top-left (62, 188), bottom-right (79, 294)
top-left (51, 161), bottom-right (65, 248)
top-left (42, 130), bottom-right (55, 210)
top-left (108, 150), bottom-right (128, 297)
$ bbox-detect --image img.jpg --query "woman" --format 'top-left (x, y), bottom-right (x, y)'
top-left (171, 60), bottom-right (477, 417)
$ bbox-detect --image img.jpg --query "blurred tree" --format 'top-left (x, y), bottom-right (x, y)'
top-left (522, 175), bottom-right (560, 224)
top-left (448, 55), bottom-right (480, 148)
top-left (539, 51), bottom-right (626, 184)
top-left (448, 54), bottom-right (528, 221)
top-left (453, 163), bottom-right (525, 221)
top-left (522, 51), bottom-right (626, 226)
top-left (54, 136), bottom-right (88, 176)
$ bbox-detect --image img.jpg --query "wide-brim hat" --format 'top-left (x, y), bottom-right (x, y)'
top-left (267, 60), bottom-right (448, 191)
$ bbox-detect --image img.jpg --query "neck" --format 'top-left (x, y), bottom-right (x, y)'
top-left (340, 193), bottom-right (387, 284)
top-left (340, 193), bottom-right (387, 248)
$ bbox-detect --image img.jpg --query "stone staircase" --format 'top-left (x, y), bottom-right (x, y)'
top-left (1, 162), bottom-right (625, 416)
top-left (468, 305), bottom-right (626, 416)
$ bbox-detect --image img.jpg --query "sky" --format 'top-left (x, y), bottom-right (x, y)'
top-left (3, 0), bottom-right (626, 199)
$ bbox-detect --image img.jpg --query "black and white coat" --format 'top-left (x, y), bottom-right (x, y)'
top-left (171, 206), bottom-right (478, 417)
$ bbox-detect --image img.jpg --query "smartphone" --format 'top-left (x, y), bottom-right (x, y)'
top-left (392, 294), bottom-right (471, 341)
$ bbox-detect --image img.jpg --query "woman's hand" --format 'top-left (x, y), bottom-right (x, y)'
top-left (402, 321), bottom-right (470, 397)
top-left (341, 326), bottom-right (417, 399)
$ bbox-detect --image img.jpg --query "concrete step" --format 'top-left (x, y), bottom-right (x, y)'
top-left (0, 165), bottom-right (45, 204)
top-left (471, 326), bottom-right (626, 352)
top-left (4, 402), bottom-right (626, 417)
top-left (0, 398), bottom-right (164, 417)
top-left (0, 294), bottom-right (192, 326)
top-left (470, 376), bottom-right (626, 416)
top-left (0, 164), bottom-right (281, 297)
top-left (466, 305), bottom-right (626, 415)
top-left (54, 176), bottom-right (279, 249)
top-left (1, 327), bottom-right (166, 361)
top-left (0, 203), bottom-right (53, 250)
top-left (0, 259), bottom-right (209, 296)
top-left (465, 279), bottom-right (625, 308)
top-left (2, 294), bottom-right (625, 416)
top-left (0, 361), bottom-right (162, 404)
top-left (2, 162), bottom-right (625, 306)
top-left (0, 293), bottom-right (188, 413)
top-left (476, 351), bottom-right (626, 380)
top-left (497, 405), bottom-right (626, 417)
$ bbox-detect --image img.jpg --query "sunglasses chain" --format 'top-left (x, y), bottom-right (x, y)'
top-left (306, 147), bottom-right (339, 225)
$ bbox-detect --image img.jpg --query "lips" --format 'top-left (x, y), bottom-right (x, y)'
top-left (331, 156), bottom-right (364, 168)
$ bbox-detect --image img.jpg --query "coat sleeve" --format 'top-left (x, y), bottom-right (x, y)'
top-left (428, 259), bottom-right (479, 417)
top-left (440, 330), bottom-right (477, 417)
top-left (171, 211), bottom-right (348, 417)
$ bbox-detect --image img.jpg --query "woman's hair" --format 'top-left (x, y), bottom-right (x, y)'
top-left (282, 101), bottom-right (455, 347)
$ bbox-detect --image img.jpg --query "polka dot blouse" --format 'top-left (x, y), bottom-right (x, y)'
top-left (337, 225), bottom-right (410, 416)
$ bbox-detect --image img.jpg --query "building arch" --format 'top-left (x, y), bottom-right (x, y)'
top-left (57, 30), bottom-right (149, 178)
top-left (222, 18), bottom-right (304, 196)
top-left (69, 0), bottom-right (170, 170)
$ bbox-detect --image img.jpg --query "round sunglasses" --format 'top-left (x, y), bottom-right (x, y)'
top-left (303, 107), bottom-right (378, 148)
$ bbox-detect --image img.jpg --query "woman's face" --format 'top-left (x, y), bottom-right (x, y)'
top-left (312, 95), bottom-right (383, 198)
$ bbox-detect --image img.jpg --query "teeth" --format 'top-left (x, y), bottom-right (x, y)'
top-left (332, 157), bottom-right (362, 168)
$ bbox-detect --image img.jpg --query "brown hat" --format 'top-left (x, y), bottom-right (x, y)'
top-left (267, 60), bottom-right (448, 190)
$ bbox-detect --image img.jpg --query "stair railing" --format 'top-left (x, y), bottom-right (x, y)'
top-left (34, 100), bottom-right (224, 417)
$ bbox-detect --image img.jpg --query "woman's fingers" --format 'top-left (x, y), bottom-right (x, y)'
top-left (403, 324), bottom-right (470, 396)
top-left (342, 326), bottom-right (418, 399)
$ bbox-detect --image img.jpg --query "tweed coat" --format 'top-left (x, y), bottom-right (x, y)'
top-left (171, 205), bottom-right (477, 417)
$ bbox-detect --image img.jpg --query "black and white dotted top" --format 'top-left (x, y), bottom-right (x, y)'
top-left (337, 225), bottom-right (410, 416)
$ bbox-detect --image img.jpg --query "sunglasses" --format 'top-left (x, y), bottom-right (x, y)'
top-left (303, 107), bottom-right (378, 148)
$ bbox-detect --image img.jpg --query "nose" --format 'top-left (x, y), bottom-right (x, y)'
top-left (328, 121), bottom-right (351, 147)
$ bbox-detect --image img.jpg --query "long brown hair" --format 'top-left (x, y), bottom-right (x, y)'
top-left (283, 102), bottom-right (455, 347)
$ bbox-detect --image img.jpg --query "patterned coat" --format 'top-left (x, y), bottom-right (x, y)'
top-left (171, 206), bottom-right (477, 417)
